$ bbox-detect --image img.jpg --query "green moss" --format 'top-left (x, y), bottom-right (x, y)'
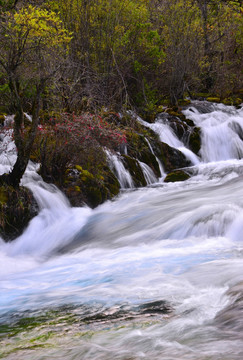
top-left (222, 97), bottom-right (242, 106)
top-left (0, 185), bottom-right (38, 241)
top-left (206, 97), bottom-right (221, 103)
top-left (158, 142), bottom-right (191, 172)
top-left (192, 92), bottom-right (210, 98)
top-left (178, 99), bottom-right (191, 106)
top-left (75, 165), bottom-right (83, 172)
top-left (0, 187), bottom-right (8, 204)
top-left (81, 169), bottom-right (94, 180)
top-left (62, 164), bottom-right (120, 208)
top-left (125, 131), bottom-right (160, 177)
top-left (87, 187), bottom-right (102, 207)
top-left (189, 127), bottom-right (201, 155)
top-left (164, 170), bottom-right (190, 183)
top-left (122, 155), bottom-right (146, 187)
top-left (165, 108), bottom-right (187, 122)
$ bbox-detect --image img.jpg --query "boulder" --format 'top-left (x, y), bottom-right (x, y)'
top-left (164, 170), bottom-right (190, 183)
top-left (0, 185), bottom-right (38, 241)
top-left (61, 165), bottom-right (120, 208)
top-left (157, 142), bottom-right (191, 173)
top-left (121, 155), bottom-right (147, 187)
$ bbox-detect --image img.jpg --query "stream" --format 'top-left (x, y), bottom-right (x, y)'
top-left (0, 101), bottom-right (243, 359)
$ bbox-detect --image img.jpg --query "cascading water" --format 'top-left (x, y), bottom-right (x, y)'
top-left (183, 102), bottom-right (243, 162)
top-left (137, 113), bottom-right (200, 166)
top-left (105, 150), bottom-right (134, 188)
top-left (138, 160), bottom-right (158, 184)
top-left (145, 137), bottom-right (165, 178)
top-left (1, 101), bottom-right (243, 360)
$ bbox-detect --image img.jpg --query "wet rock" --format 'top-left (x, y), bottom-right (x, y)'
top-left (156, 113), bottom-right (189, 141)
top-left (62, 165), bottom-right (120, 208)
top-left (164, 170), bottom-right (190, 183)
top-left (188, 126), bottom-right (201, 155)
top-left (215, 282), bottom-right (243, 332)
top-left (125, 131), bottom-right (160, 177)
top-left (158, 142), bottom-right (191, 173)
top-left (121, 155), bottom-right (146, 187)
top-left (186, 101), bottom-right (216, 114)
top-left (80, 300), bottom-right (173, 324)
top-left (139, 300), bottom-right (172, 315)
top-left (0, 185), bottom-right (38, 241)
top-left (228, 121), bottom-right (243, 141)
top-left (155, 112), bottom-right (201, 156)
top-left (206, 97), bottom-right (221, 103)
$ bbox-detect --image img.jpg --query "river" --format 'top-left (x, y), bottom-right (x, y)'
top-left (0, 101), bottom-right (243, 359)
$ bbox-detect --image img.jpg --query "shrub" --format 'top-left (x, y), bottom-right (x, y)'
top-left (31, 112), bottom-right (126, 182)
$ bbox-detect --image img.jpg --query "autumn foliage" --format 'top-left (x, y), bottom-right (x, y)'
top-left (31, 113), bottom-right (126, 181)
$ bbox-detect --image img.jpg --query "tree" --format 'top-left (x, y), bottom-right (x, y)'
top-left (0, 4), bottom-right (71, 187)
top-left (51, 0), bottom-right (165, 110)
top-left (194, 0), bottom-right (243, 92)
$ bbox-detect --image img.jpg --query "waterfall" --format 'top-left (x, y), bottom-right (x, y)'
top-left (138, 160), bottom-right (158, 184)
top-left (105, 150), bottom-right (134, 188)
top-left (145, 137), bottom-right (165, 177)
top-left (183, 102), bottom-right (243, 162)
top-left (0, 129), bottom-right (16, 175)
top-left (136, 114), bottom-right (200, 165)
top-left (0, 102), bottom-right (243, 360)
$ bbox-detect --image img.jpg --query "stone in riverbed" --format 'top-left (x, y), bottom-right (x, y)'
top-left (164, 170), bottom-right (190, 183)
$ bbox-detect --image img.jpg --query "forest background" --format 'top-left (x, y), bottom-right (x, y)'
top-left (1, 0), bottom-right (242, 115)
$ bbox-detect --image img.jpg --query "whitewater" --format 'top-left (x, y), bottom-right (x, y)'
top-left (0, 101), bottom-right (243, 359)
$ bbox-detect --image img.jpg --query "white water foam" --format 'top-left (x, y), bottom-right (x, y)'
top-left (1, 102), bottom-right (243, 360)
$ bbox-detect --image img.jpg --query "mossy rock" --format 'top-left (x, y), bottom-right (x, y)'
top-left (121, 155), bottom-right (147, 187)
top-left (86, 187), bottom-right (102, 206)
top-left (158, 142), bottom-right (191, 173)
top-left (125, 130), bottom-right (160, 177)
top-left (164, 170), bottom-right (190, 183)
top-left (192, 92), bottom-right (210, 99)
top-left (0, 185), bottom-right (38, 241)
top-left (222, 97), bottom-right (242, 106)
top-left (228, 121), bottom-right (243, 141)
top-left (104, 165), bottom-right (120, 196)
top-left (188, 127), bottom-right (201, 155)
top-left (206, 97), bottom-right (221, 103)
top-left (142, 111), bottom-right (156, 123)
top-left (62, 165), bottom-right (120, 208)
top-left (156, 112), bottom-right (189, 141)
top-left (222, 98), bottom-right (234, 106)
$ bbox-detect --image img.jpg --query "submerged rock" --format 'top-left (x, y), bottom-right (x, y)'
top-left (0, 185), bottom-right (38, 241)
top-left (215, 282), bottom-right (243, 332)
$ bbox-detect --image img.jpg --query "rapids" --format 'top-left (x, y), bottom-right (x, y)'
top-left (0, 101), bottom-right (243, 359)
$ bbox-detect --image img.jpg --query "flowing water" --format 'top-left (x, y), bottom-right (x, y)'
top-left (0, 102), bottom-right (243, 359)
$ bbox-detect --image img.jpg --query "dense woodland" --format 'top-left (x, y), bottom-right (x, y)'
top-left (1, 0), bottom-right (242, 113)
